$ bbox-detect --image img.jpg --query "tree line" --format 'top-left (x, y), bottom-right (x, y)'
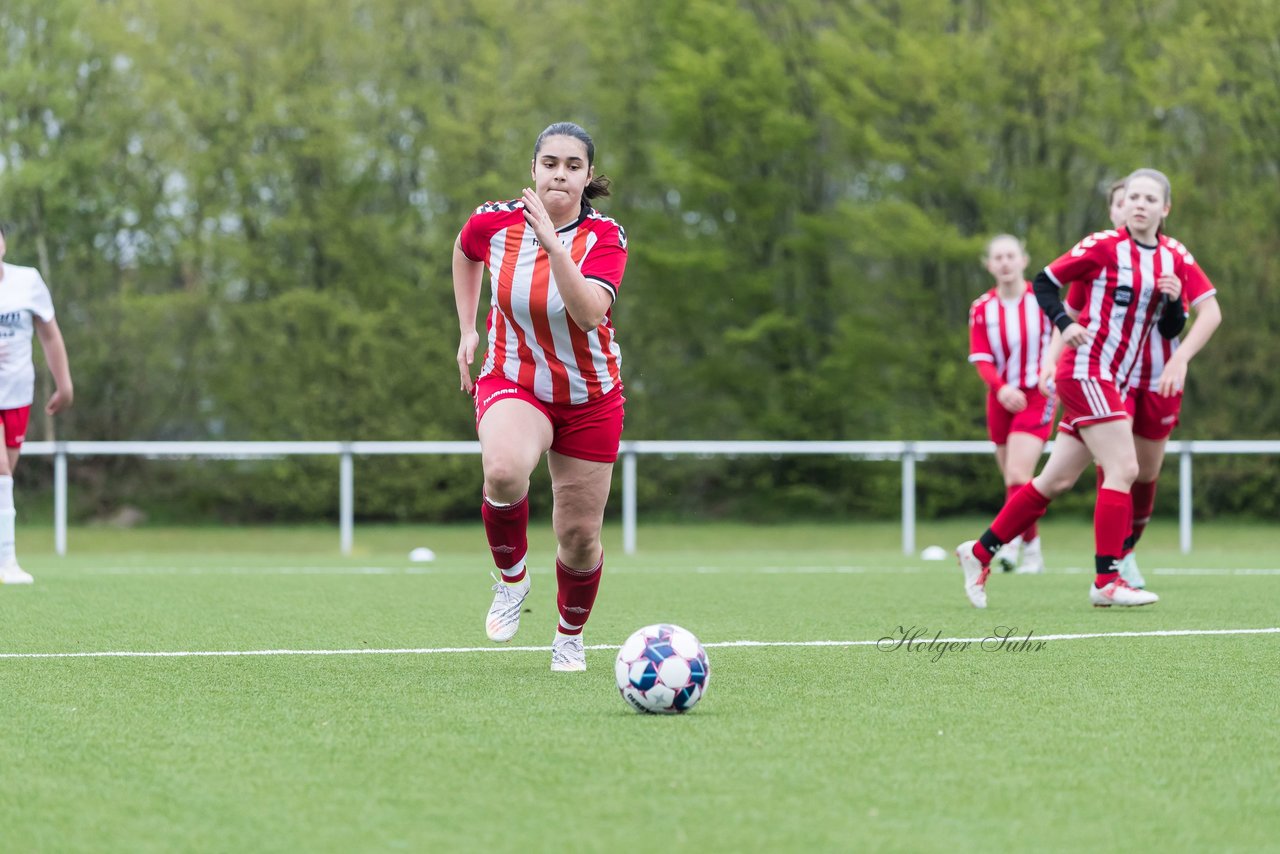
top-left (1, 0), bottom-right (1276, 524)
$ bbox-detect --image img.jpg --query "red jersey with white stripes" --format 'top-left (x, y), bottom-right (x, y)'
top-left (460, 200), bottom-right (628, 405)
top-left (968, 282), bottom-right (1053, 389)
top-left (1045, 228), bottom-right (1195, 386)
top-left (1066, 235), bottom-right (1216, 392)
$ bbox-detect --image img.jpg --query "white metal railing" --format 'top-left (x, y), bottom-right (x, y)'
top-left (20, 439), bottom-right (1280, 557)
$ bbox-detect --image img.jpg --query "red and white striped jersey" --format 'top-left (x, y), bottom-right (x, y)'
top-left (1066, 235), bottom-right (1216, 392)
top-left (460, 200), bottom-right (628, 405)
top-left (968, 282), bottom-right (1053, 389)
top-left (1045, 228), bottom-right (1198, 386)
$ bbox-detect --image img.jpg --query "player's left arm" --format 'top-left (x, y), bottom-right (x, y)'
top-left (34, 316), bottom-right (74, 414)
top-left (521, 188), bottom-right (616, 331)
top-left (1158, 294), bottom-right (1221, 397)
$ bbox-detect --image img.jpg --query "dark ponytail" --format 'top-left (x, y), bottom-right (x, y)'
top-left (584, 174), bottom-right (611, 200)
top-left (534, 121), bottom-right (612, 202)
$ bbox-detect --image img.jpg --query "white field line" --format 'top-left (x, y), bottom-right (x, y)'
top-left (59, 565), bottom-right (1280, 576)
top-left (1, 627), bottom-right (1275, 660)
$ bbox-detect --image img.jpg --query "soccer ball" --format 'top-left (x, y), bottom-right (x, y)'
top-left (615, 624), bottom-right (710, 714)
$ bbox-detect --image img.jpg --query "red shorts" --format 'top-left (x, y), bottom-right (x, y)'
top-left (986, 388), bottom-right (1056, 444)
top-left (1125, 388), bottom-right (1183, 441)
top-left (1055, 375), bottom-right (1128, 439)
top-left (473, 376), bottom-right (625, 463)
top-left (0, 406), bottom-right (31, 448)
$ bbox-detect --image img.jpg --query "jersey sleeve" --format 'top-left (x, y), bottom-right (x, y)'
top-left (1044, 231), bottom-right (1115, 288)
top-left (580, 220), bottom-right (628, 301)
top-left (1065, 280), bottom-right (1087, 312)
top-left (458, 206), bottom-right (508, 264)
top-left (31, 269), bottom-right (55, 322)
top-left (1179, 254), bottom-right (1217, 308)
top-left (967, 298), bottom-right (994, 363)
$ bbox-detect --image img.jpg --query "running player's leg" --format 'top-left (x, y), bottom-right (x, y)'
top-left (1004, 431), bottom-right (1047, 573)
top-left (477, 394), bottom-right (553, 641)
top-left (956, 432), bottom-right (1091, 608)
top-left (544, 389), bottom-right (623, 670)
top-left (547, 451), bottom-right (612, 671)
top-left (1079, 419), bottom-right (1158, 606)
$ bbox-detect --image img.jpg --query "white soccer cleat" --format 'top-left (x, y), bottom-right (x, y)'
top-left (1015, 537), bottom-right (1045, 574)
top-left (956, 540), bottom-right (990, 609)
top-left (1117, 553), bottom-right (1146, 589)
top-left (1089, 578), bottom-right (1159, 608)
top-left (551, 633), bottom-right (587, 672)
top-left (485, 572), bottom-right (531, 642)
top-left (0, 563), bottom-right (34, 585)
top-left (992, 536), bottom-right (1022, 573)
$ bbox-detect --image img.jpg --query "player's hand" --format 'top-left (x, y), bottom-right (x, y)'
top-left (457, 330), bottom-right (480, 394)
top-left (996, 384), bottom-right (1027, 414)
top-left (1038, 367), bottom-right (1056, 398)
top-left (1158, 355), bottom-right (1187, 396)
top-left (1062, 322), bottom-right (1090, 349)
top-left (1156, 272), bottom-right (1182, 302)
top-left (45, 386), bottom-right (73, 415)
top-left (521, 187), bottom-right (562, 252)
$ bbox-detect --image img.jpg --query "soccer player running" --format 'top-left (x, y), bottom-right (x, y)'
top-left (0, 225), bottom-right (74, 585)
top-left (967, 235), bottom-right (1056, 574)
top-left (1066, 181), bottom-right (1222, 589)
top-left (956, 168), bottom-right (1206, 609)
top-left (453, 122), bottom-right (628, 671)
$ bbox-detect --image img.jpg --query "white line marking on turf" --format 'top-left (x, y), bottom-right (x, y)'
top-left (1, 627), bottom-right (1275, 660)
top-left (69, 564), bottom-right (1280, 577)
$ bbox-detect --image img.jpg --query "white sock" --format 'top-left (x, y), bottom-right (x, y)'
top-left (0, 475), bottom-right (15, 566)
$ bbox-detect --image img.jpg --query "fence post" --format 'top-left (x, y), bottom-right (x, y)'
top-left (1179, 443), bottom-right (1192, 554)
top-left (622, 448), bottom-right (637, 555)
top-left (902, 443), bottom-right (916, 557)
top-left (340, 444), bottom-right (354, 556)
top-left (55, 442), bottom-right (68, 556)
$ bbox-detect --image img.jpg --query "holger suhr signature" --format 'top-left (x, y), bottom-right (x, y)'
top-left (877, 626), bottom-right (1047, 663)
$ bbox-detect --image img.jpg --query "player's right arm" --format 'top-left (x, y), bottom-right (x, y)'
top-left (453, 232), bottom-right (484, 394)
top-left (1035, 232), bottom-right (1113, 349)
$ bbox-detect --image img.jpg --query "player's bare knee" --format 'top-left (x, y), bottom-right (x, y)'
top-left (482, 459), bottom-right (531, 502)
top-left (555, 522), bottom-right (600, 561)
top-left (1034, 474), bottom-right (1073, 499)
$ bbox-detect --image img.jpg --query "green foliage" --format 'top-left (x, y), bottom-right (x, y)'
top-left (1, 0), bottom-right (1276, 522)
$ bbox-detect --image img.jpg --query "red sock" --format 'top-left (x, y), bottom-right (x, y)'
top-left (1007, 484), bottom-right (1038, 541)
top-left (1094, 488), bottom-right (1132, 586)
top-left (1128, 480), bottom-right (1157, 553)
top-left (555, 554), bottom-right (603, 635)
top-left (482, 494), bottom-right (528, 582)
top-left (976, 484), bottom-right (1051, 563)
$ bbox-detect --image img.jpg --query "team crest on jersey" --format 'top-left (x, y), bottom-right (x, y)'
top-left (1114, 285), bottom-right (1134, 307)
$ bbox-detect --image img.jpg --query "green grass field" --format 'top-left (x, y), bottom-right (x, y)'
top-left (2, 519), bottom-right (1278, 853)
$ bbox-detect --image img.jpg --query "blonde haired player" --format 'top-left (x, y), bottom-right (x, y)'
top-left (0, 225), bottom-right (74, 585)
top-left (956, 169), bottom-right (1206, 609)
top-left (968, 235), bottom-right (1057, 574)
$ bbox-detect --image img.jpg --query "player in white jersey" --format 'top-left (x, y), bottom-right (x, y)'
top-left (956, 169), bottom-right (1196, 610)
top-left (0, 225), bottom-right (74, 585)
top-left (453, 122), bottom-right (628, 672)
top-left (968, 235), bottom-right (1056, 574)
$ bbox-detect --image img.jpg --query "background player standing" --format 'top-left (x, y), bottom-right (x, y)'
top-left (0, 225), bottom-right (74, 585)
top-left (968, 235), bottom-right (1056, 574)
